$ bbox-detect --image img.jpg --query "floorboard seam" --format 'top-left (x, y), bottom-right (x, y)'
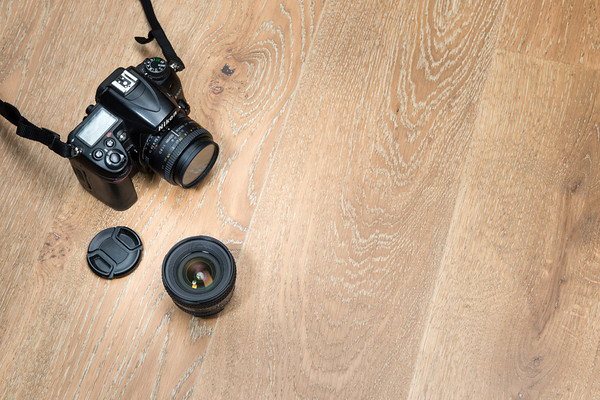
top-left (405, 0), bottom-right (510, 396)
top-left (193, 0), bottom-right (331, 385)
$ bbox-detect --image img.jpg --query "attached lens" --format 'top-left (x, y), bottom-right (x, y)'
top-left (162, 236), bottom-right (236, 317)
top-left (176, 142), bottom-right (218, 188)
top-left (144, 117), bottom-right (219, 188)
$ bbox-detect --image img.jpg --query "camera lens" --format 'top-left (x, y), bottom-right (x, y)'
top-left (162, 236), bottom-right (236, 317)
top-left (144, 117), bottom-right (219, 188)
top-left (175, 142), bottom-right (218, 187)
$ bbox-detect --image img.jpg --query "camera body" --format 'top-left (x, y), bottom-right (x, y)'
top-left (68, 57), bottom-right (218, 210)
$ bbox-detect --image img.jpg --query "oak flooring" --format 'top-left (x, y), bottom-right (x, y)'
top-left (0, 0), bottom-right (599, 398)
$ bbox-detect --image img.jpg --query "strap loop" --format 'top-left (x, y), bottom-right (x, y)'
top-left (135, 31), bottom-right (155, 45)
top-left (0, 99), bottom-right (75, 158)
top-left (137, 0), bottom-right (185, 71)
top-left (0, 0), bottom-right (183, 159)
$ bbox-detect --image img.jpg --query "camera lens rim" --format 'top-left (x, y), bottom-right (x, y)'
top-left (144, 117), bottom-right (218, 188)
top-left (172, 140), bottom-right (219, 188)
top-left (162, 236), bottom-right (236, 317)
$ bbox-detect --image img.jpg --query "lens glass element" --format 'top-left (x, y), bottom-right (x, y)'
top-left (182, 144), bottom-right (217, 186)
top-left (182, 257), bottom-right (215, 289)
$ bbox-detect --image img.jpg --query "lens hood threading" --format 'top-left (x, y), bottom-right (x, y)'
top-left (162, 236), bottom-right (236, 317)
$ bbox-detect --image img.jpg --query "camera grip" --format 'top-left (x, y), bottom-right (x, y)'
top-left (70, 157), bottom-right (137, 211)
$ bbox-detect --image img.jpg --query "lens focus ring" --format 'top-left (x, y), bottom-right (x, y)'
top-left (143, 117), bottom-right (217, 188)
top-left (163, 126), bottom-right (209, 185)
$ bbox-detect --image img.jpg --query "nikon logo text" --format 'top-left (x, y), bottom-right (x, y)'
top-left (158, 112), bottom-right (176, 131)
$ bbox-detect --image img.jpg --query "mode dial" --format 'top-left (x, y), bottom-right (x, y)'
top-left (142, 57), bottom-right (170, 80)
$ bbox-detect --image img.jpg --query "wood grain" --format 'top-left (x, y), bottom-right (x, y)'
top-left (500, 0), bottom-right (600, 66)
top-left (197, 0), bottom-right (505, 397)
top-left (408, 49), bottom-right (600, 398)
top-left (2, 0), bottom-right (600, 398)
top-left (0, 1), bottom-right (90, 387)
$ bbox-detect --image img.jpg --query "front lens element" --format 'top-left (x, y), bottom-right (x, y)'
top-left (181, 143), bottom-right (218, 186)
top-left (182, 257), bottom-right (215, 289)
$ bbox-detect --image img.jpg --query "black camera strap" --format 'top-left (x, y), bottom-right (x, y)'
top-left (0, 0), bottom-right (182, 158)
top-left (135, 0), bottom-right (185, 71)
top-left (0, 99), bottom-right (75, 158)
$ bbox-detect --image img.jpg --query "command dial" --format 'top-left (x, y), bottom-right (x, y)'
top-left (143, 57), bottom-right (169, 80)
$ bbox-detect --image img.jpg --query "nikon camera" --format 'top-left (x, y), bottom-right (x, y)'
top-left (67, 57), bottom-right (218, 210)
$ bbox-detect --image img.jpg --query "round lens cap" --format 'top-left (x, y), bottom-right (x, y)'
top-left (87, 226), bottom-right (143, 279)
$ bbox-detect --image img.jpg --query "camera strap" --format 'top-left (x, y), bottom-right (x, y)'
top-left (135, 0), bottom-right (185, 71)
top-left (0, 0), bottom-right (183, 159)
top-left (0, 99), bottom-right (75, 158)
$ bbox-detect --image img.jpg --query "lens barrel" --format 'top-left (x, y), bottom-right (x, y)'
top-left (162, 236), bottom-right (236, 317)
top-left (144, 117), bottom-right (219, 188)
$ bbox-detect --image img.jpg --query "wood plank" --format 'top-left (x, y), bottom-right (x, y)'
top-left (196, 0), bottom-right (506, 397)
top-left (9, 0), bottom-right (599, 398)
top-left (0, 0), bottom-right (91, 377)
top-left (500, 0), bottom-right (600, 66)
top-left (0, 0), bottom-right (324, 398)
top-left (408, 50), bottom-right (600, 398)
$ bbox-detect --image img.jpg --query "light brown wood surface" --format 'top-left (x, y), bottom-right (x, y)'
top-left (0, 0), bottom-right (598, 398)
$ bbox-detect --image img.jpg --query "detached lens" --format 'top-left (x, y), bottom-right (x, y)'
top-left (145, 117), bottom-right (219, 188)
top-left (162, 236), bottom-right (236, 317)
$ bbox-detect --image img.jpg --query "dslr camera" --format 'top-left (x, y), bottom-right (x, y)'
top-left (68, 57), bottom-right (218, 210)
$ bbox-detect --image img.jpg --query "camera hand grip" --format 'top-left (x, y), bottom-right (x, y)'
top-left (70, 157), bottom-right (137, 211)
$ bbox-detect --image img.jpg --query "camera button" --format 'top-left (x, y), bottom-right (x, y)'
top-left (105, 138), bottom-right (116, 148)
top-left (92, 149), bottom-right (104, 160)
top-left (109, 153), bottom-right (121, 163)
top-left (105, 150), bottom-right (126, 170)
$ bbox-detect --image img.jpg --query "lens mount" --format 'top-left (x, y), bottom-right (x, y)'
top-left (162, 236), bottom-right (236, 317)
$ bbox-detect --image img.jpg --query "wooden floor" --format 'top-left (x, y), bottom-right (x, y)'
top-left (1, 0), bottom-right (599, 398)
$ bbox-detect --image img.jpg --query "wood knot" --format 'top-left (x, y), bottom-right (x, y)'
top-left (221, 64), bottom-right (235, 76)
top-left (210, 85), bottom-right (224, 95)
top-left (568, 178), bottom-right (583, 194)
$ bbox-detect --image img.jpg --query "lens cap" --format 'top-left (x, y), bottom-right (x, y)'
top-left (87, 226), bottom-right (143, 279)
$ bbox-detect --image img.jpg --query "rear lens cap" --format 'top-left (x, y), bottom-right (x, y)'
top-left (87, 226), bottom-right (143, 279)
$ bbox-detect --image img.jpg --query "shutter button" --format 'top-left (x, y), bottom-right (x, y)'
top-left (109, 152), bottom-right (121, 163)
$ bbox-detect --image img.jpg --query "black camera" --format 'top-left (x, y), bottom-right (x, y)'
top-left (0, 1), bottom-right (238, 317)
top-left (67, 57), bottom-right (218, 210)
